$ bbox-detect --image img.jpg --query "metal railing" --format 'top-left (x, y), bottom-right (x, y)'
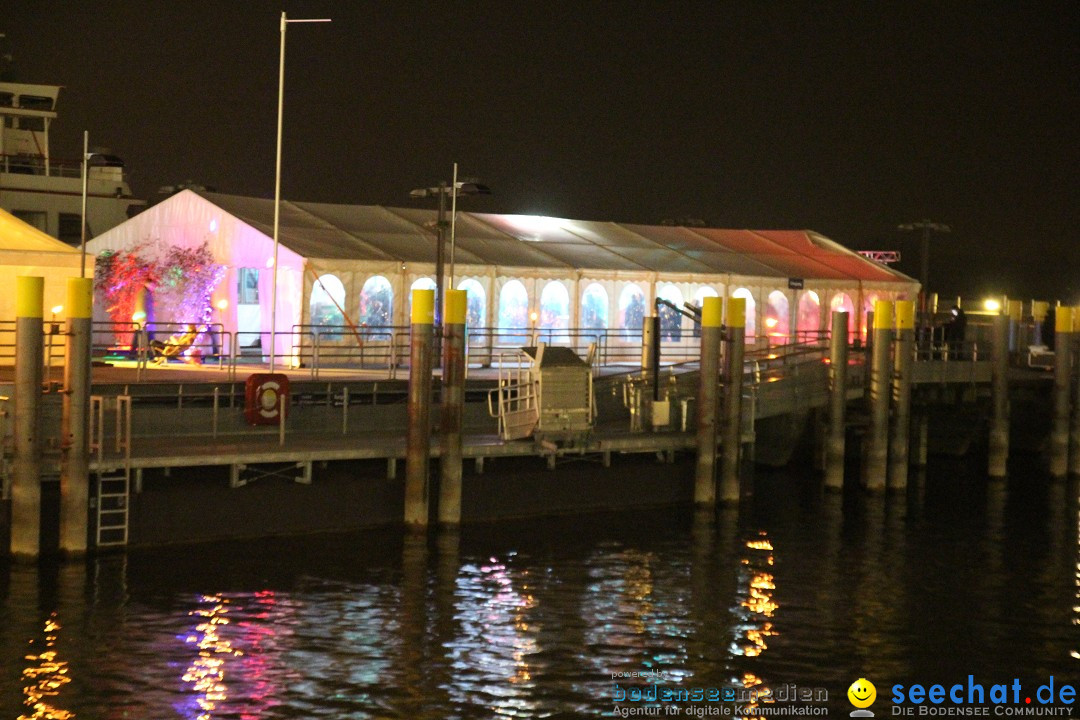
top-left (0, 395), bottom-right (9, 500)
top-left (0, 321), bottom-right (13, 364)
top-left (0, 318), bottom-right (1013, 382)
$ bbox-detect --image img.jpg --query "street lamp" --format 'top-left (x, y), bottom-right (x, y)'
top-left (79, 131), bottom-right (103, 279)
top-left (898, 219), bottom-right (950, 329)
top-left (409, 172), bottom-right (490, 327)
top-left (269, 11), bottom-right (330, 373)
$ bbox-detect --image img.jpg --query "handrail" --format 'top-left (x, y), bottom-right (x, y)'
top-left (0, 395), bottom-right (9, 500)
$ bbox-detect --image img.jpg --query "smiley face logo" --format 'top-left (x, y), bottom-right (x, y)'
top-left (848, 678), bottom-right (877, 708)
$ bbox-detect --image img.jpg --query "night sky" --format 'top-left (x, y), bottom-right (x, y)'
top-left (6, 2), bottom-right (1078, 300)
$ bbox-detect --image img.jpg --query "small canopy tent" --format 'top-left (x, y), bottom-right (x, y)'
top-left (0, 206), bottom-right (81, 324)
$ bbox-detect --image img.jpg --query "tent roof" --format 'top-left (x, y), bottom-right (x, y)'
top-left (190, 191), bottom-right (912, 283)
top-left (0, 207), bottom-right (79, 253)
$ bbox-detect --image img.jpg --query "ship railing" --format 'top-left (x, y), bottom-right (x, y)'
top-left (0, 152), bottom-right (125, 180)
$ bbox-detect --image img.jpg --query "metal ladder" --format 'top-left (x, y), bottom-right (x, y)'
top-left (91, 394), bottom-right (132, 547)
top-left (96, 471), bottom-right (130, 547)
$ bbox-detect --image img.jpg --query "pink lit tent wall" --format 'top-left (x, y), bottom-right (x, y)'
top-left (88, 190), bottom-right (918, 356)
top-left (86, 191), bottom-right (304, 360)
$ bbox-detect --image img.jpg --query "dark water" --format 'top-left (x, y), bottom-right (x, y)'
top-left (1, 460), bottom-right (1077, 719)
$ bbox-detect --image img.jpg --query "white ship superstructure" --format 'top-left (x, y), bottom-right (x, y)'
top-left (0, 81), bottom-right (144, 245)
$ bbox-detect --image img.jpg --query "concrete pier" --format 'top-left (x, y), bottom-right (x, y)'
top-left (59, 278), bottom-right (93, 556)
top-left (825, 311), bottom-right (848, 491)
top-left (693, 297), bottom-right (722, 507)
top-left (719, 296), bottom-right (746, 504)
top-left (404, 289), bottom-right (435, 527)
top-left (438, 289), bottom-right (466, 526)
top-left (988, 313), bottom-right (1010, 478)
top-left (888, 301), bottom-right (914, 491)
top-left (1050, 306), bottom-right (1072, 478)
top-left (11, 276), bottom-right (44, 559)
top-left (862, 300), bottom-right (893, 492)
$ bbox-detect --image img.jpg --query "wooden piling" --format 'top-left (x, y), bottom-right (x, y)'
top-left (405, 289), bottom-right (435, 527)
top-left (888, 301), bottom-right (914, 491)
top-left (60, 278), bottom-right (93, 556)
top-left (720, 296), bottom-right (746, 504)
top-left (642, 314), bottom-right (660, 400)
top-left (12, 276), bottom-right (44, 559)
top-left (1070, 307), bottom-right (1080, 477)
top-left (988, 313), bottom-right (1010, 478)
top-left (862, 300), bottom-right (893, 492)
top-left (825, 311), bottom-right (848, 491)
top-left (438, 289), bottom-right (467, 526)
top-left (1050, 306), bottom-right (1072, 478)
top-left (693, 297), bottom-right (722, 508)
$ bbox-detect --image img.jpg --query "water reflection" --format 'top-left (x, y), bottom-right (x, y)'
top-left (19, 613), bottom-right (72, 720)
top-left (181, 594), bottom-right (241, 720)
top-left (730, 531), bottom-right (778, 713)
top-left (445, 551), bottom-right (540, 718)
top-left (1, 467), bottom-right (1078, 719)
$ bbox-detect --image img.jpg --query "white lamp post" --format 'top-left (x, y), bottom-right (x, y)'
top-left (270, 11), bottom-right (330, 372)
top-left (79, 131), bottom-right (101, 279)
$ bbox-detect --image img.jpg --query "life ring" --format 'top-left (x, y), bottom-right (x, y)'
top-left (245, 373), bottom-right (290, 425)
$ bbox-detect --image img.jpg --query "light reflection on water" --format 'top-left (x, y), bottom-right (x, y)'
top-left (0, 465), bottom-right (1077, 719)
top-left (18, 613), bottom-right (72, 720)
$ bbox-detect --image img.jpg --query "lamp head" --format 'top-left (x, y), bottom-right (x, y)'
top-left (454, 182), bottom-right (491, 196)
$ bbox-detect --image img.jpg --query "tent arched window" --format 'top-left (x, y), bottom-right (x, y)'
top-left (692, 286), bottom-right (719, 337)
top-left (498, 279), bottom-right (529, 344)
top-left (693, 286), bottom-right (719, 305)
top-left (407, 277), bottom-right (437, 319)
top-left (731, 288), bottom-right (757, 338)
top-left (580, 283), bottom-right (608, 330)
top-left (310, 274), bottom-right (346, 340)
top-left (796, 291), bottom-right (821, 338)
top-left (829, 292), bottom-right (856, 337)
top-left (410, 277), bottom-right (436, 293)
top-left (457, 279), bottom-right (486, 328)
top-left (619, 283), bottom-right (646, 339)
top-left (539, 281), bottom-right (570, 340)
top-left (765, 290), bottom-right (790, 339)
top-left (862, 293), bottom-right (880, 341)
top-left (359, 275), bottom-right (393, 330)
top-left (657, 284), bottom-right (684, 341)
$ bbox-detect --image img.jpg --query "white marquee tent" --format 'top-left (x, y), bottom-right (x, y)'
top-left (87, 190), bottom-right (917, 358)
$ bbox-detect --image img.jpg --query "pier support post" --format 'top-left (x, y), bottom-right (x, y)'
top-left (438, 290), bottom-right (467, 527)
top-left (888, 301), bottom-right (914, 491)
top-left (1069, 308), bottom-right (1080, 477)
top-left (693, 297), bottom-right (722, 507)
top-left (825, 311), bottom-right (849, 491)
top-left (60, 278), bottom-right (93, 556)
top-left (404, 289), bottom-right (435, 528)
top-left (12, 276), bottom-right (44, 560)
top-left (720, 297), bottom-right (746, 504)
top-left (913, 407), bottom-right (929, 468)
top-left (862, 300), bottom-right (893, 493)
top-left (1050, 307), bottom-right (1073, 478)
top-left (988, 313), bottom-right (1010, 478)
top-left (642, 314), bottom-right (660, 399)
